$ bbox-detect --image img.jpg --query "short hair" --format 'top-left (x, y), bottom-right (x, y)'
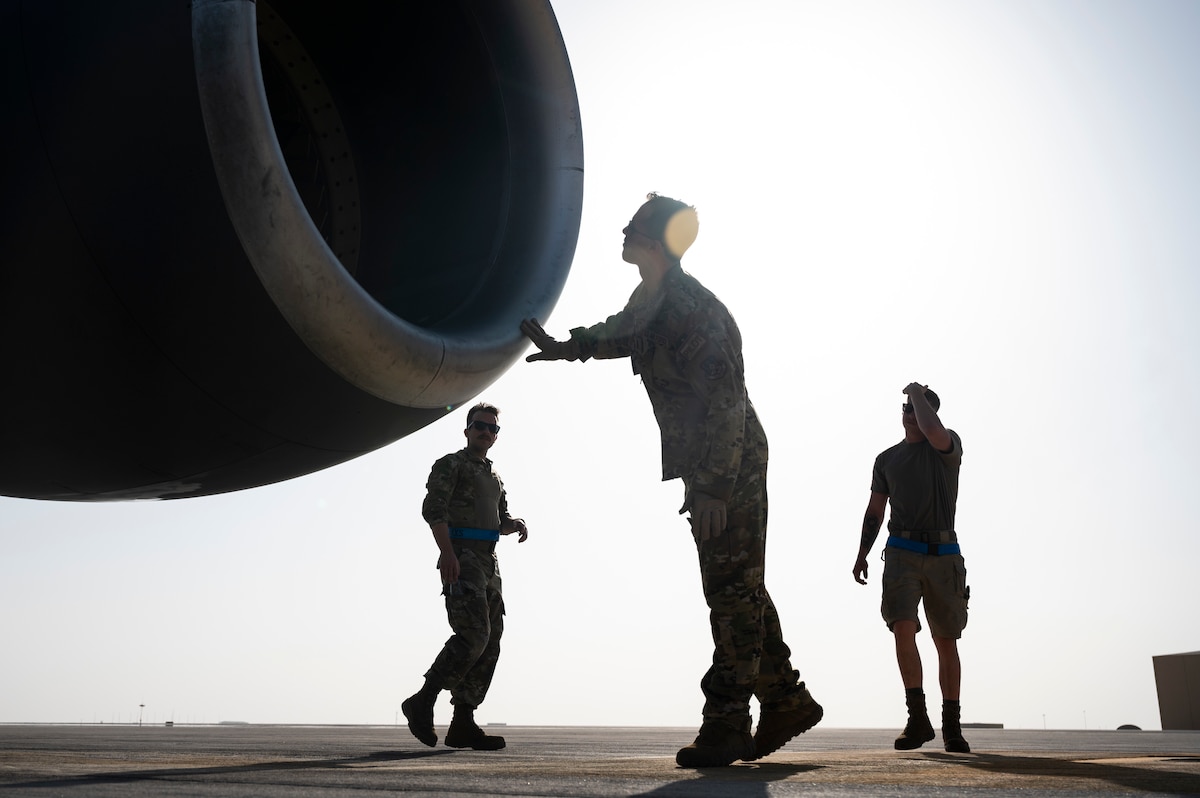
top-left (925, 390), bottom-right (941, 412)
top-left (465, 402), bottom-right (500, 426)
top-left (641, 193), bottom-right (698, 260)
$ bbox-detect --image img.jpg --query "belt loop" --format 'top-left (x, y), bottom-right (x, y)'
top-left (898, 529), bottom-right (957, 544)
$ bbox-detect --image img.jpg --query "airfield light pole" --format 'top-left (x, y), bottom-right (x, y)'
top-left (139, 704), bottom-right (144, 727)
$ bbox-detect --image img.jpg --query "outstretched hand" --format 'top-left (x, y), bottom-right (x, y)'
top-left (520, 318), bottom-right (572, 362)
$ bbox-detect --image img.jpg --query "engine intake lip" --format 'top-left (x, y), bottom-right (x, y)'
top-left (192, 0), bottom-right (582, 409)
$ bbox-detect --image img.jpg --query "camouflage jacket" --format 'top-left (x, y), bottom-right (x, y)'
top-left (567, 265), bottom-right (767, 502)
top-left (421, 448), bottom-right (511, 531)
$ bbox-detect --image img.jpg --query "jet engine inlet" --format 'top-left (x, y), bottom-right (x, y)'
top-left (0, 0), bottom-right (583, 500)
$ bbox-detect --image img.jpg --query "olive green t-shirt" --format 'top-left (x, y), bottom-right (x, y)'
top-left (871, 430), bottom-right (962, 534)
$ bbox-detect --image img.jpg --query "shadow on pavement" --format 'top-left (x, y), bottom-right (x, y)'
top-left (633, 762), bottom-right (822, 797)
top-left (929, 751), bottom-right (1200, 796)
top-left (0, 748), bottom-right (457, 792)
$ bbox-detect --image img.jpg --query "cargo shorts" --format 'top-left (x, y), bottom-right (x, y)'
top-left (880, 546), bottom-right (969, 638)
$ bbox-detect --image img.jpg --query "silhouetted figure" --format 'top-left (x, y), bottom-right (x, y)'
top-left (854, 384), bottom-right (971, 754)
top-left (402, 402), bottom-right (528, 751)
top-left (522, 193), bottom-right (821, 767)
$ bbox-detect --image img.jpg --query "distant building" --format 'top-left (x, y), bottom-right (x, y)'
top-left (1153, 651), bottom-right (1200, 730)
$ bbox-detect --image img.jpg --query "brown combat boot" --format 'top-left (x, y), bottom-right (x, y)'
top-left (894, 689), bottom-right (936, 750)
top-left (444, 704), bottom-right (506, 750)
top-left (751, 686), bottom-right (824, 759)
top-left (400, 680), bottom-right (439, 747)
top-left (675, 720), bottom-right (756, 768)
top-left (942, 699), bottom-right (971, 753)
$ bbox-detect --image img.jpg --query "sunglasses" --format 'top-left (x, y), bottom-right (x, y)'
top-left (626, 220), bottom-right (657, 241)
top-left (468, 420), bottom-right (500, 434)
top-left (902, 403), bottom-right (913, 414)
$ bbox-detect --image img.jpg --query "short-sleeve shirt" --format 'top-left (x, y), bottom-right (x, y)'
top-left (871, 430), bottom-right (962, 534)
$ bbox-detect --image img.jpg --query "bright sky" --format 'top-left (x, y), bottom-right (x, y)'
top-left (3, 0), bottom-right (1199, 733)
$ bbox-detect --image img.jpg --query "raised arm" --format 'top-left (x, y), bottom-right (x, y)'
top-left (521, 283), bottom-right (660, 364)
top-left (904, 382), bottom-right (952, 452)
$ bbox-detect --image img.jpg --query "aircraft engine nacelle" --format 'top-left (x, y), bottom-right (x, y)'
top-left (0, 0), bottom-right (582, 500)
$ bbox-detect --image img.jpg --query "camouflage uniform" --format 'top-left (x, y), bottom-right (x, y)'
top-left (567, 265), bottom-right (809, 732)
top-left (420, 449), bottom-right (512, 709)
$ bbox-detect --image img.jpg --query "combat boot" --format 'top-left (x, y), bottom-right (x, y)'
top-left (751, 685), bottom-right (824, 759)
top-left (444, 703), bottom-right (506, 750)
top-left (942, 699), bottom-right (971, 753)
top-left (894, 689), bottom-right (936, 750)
top-left (400, 679), bottom-right (439, 747)
top-left (675, 720), bottom-right (756, 768)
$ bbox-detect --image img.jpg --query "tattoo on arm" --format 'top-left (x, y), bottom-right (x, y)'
top-left (860, 514), bottom-right (882, 552)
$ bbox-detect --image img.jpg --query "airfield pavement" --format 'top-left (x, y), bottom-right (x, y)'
top-left (1, 723), bottom-right (1199, 797)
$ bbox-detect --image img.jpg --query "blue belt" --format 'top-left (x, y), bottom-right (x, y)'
top-left (450, 527), bottom-right (500, 542)
top-left (887, 536), bottom-right (960, 556)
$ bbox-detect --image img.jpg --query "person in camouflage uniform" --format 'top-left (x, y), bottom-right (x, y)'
top-left (520, 193), bottom-right (822, 768)
top-left (401, 402), bottom-right (528, 751)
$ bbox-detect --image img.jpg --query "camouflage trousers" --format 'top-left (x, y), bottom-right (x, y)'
top-left (685, 463), bottom-right (807, 733)
top-left (425, 542), bottom-right (505, 708)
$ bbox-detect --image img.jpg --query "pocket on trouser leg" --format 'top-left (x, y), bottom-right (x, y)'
top-left (880, 551), bottom-right (923, 633)
top-left (956, 560), bottom-right (969, 632)
top-left (929, 557), bottom-right (968, 637)
top-left (445, 583), bottom-right (490, 635)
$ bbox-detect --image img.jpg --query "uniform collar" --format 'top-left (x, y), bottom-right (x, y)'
top-left (460, 447), bottom-right (492, 465)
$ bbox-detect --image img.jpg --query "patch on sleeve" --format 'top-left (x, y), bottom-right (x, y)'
top-left (700, 355), bottom-right (727, 380)
top-left (679, 331), bottom-right (706, 361)
top-left (632, 332), bottom-right (668, 356)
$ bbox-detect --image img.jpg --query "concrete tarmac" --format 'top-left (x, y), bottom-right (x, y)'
top-left (1, 724), bottom-right (1199, 797)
